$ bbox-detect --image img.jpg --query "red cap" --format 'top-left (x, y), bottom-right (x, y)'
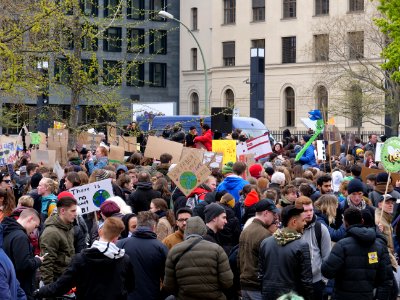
top-left (58, 191), bottom-right (75, 201)
top-left (249, 164), bottom-right (263, 179)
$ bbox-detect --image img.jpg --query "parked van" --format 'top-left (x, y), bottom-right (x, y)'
top-left (136, 115), bottom-right (273, 140)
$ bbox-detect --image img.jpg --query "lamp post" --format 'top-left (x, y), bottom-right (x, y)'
top-left (158, 10), bottom-right (209, 115)
top-left (37, 61), bottom-right (50, 133)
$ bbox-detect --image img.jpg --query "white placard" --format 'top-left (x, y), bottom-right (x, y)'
top-left (246, 133), bottom-right (273, 160)
top-left (375, 142), bottom-right (384, 162)
top-left (68, 179), bottom-right (114, 214)
top-left (53, 161), bottom-right (64, 181)
top-left (317, 140), bottom-right (326, 161)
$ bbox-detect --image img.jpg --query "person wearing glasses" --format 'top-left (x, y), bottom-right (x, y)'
top-left (0, 172), bottom-right (13, 190)
top-left (162, 207), bottom-right (193, 250)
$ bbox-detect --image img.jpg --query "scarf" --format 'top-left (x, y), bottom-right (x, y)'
top-left (273, 227), bottom-right (302, 246)
top-left (346, 196), bottom-right (366, 210)
top-left (91, 240), bottom-right (125, 259)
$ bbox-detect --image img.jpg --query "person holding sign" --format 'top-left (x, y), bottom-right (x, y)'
top-left (86, 146), bottom-right (109, 175)
top-left (193, 124), bottom-right (213, 151)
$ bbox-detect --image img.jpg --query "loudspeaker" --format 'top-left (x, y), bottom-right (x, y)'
top-left (211, 107), bottom-right (233, 133)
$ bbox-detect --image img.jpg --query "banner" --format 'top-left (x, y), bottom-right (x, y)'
top-left (144, 136), bottom-right (183, 164)
top-left (30, 149), bottom-right (56, 168)
top-left (167, 151), bottom-right (211, 196)
top-left (0, 136), bottom-right (18, 166)
top-left (212, 140), bottom-right (236, 165)
top-left (236, 141), bottom-right (249, 157)
top-left (246, 133), bottom-right (272, 160)
top-left (108, 145), bottom-right (125, 164)
top-left (203, 151), bottom-right (223, 169)
top-left (69, 179), bottom-right (114, 214)
top-left (48, 128), bottom-right (68, 165)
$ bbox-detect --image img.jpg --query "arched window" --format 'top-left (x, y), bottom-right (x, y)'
top-left (285, 87), bottom-right (295, 127)
top-left (225, 89), bottom-right (234, 107)
top-left (348, 85), bottom-right (362, 127)
top-left (316, 85), bottom-right (328, 121)
top-left (191, 92), bottom-right (199, 115)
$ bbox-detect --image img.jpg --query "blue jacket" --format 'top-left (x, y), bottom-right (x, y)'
top-left (87, 156), bottom-right (109, 174)
top-left (0, 224), bottom-right (26, 300)
top-left (299, 144), bottom-right (317, 167)
top-left (217, 176), bottom-right (249, 202)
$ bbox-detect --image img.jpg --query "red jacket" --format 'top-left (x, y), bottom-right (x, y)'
top-left (194, 129), bottom-right (213, 151)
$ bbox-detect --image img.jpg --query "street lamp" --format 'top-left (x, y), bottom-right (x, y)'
top-left (158, 10), bottom-right (209, 115)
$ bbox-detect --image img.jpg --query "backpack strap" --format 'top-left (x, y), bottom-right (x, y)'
top-left (315, 221), bottom-right (322, 253)
top-left (173, 238), bottom-right (202, 266)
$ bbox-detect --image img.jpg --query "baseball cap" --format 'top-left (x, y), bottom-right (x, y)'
top-left (255, 199), bottom-right (279, 213)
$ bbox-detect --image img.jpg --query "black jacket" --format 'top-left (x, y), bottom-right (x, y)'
top-left (259, 228), bottom-right (313, 300)
top-left (321, 225), bottom-right (392, 300)
top-left (117, 227), bottom-right (168, 300)
top-left (217, 204), bottom-right (241, 255)
top-left (127, 182), bottom-right (161, 213)
top-left (36, 247), bottom-right (134, 300)
top-left (2, 217), bottom-right (42, 300)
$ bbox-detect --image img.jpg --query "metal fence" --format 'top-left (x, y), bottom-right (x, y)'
top-left (269, 130), bottom-right (385, 143)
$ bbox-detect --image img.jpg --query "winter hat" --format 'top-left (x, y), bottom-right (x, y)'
top-left (347, 179), bottom-right (364, 195)
top-left (58, 191), bottom-right (75, 201)
top-left (244, 190), bottom-right (260, 207)
top-left (220, 193), bottom-right (235, 208)
top-left (303, 135), bottom-right (311, 142)
top-left (356, 148), bottom-right (364, 155)
top-left (30, 173), bottom-right (43, 189)
top-left (107, 196), bottom-right (132, 215)
top-left (204, 203), bottom-right (226, 223)
top-left (222, 162), bottom-right (234, 175)
top-left (378, 194), bottom-right (397, 203)
top-left (376, 172), bottom-right (390, 184)
top-left (271, 172), bottom-right (285, 185)
top-left (100, 200), bottom-right (120, 218)
top-left (264, 166), bottom-right (275, 176)
top-left (95, 169), bottom-right (111, 182)
top-left (116, 165), bottom-right (128, 173)
top-left (331, 170), bottom-right (344, 193)
top-left (249, 164), bottom-right (263, 179)
top-left (184, 216), bottom-right (207, 239)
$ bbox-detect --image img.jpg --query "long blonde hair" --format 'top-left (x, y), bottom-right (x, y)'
top-left (314, 194), bottom-right (338, 225)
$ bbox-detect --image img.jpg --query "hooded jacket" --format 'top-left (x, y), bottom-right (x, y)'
top-left (217, 175), bottom-right (249, 202)
top-left (2, 217), bottom-right (41, 300)
top-left (298, 144), bottom-right (317, 167)
top-left (321, 225), bottom-right (392, 300)
top-left (193, 129), bottom-right (213, 151)
top-left (39, 215), bottom-right (75, 284)
top-left (0, 224), bottom-right (27, 300)
top-left (36, 241), bottom-right (134, 300)
top-left (163, 217), bottom-right (233, 299)
top-left (127, 181), bottom-right (161, 213)
top-left (259, 228), bottom-right (313, 300)
top-left (87, 156), bottom-right (109, 175)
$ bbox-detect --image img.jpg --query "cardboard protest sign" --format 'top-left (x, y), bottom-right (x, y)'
top-left (203, 151), bottom-right (223, 169)
top-left (375, 142), bottom-right (384, 162)
top-left (30, 149), bottom-right (56, 168)
top-left (212, 140), bottom-right (236, 165)
top-left (144, 136), bottom-right (183, 164)
top-left (69, 179), bottom-right (114, 214)
top-left (167, 151), bottom-right (211, 196)
top-left (323, 125), bottom-right (341, 142)
top-left (238, 153), bottom-right (256, 178)
top-left (246, 133), bottom-right (272, 160)
top-left (118, 136), bottom-right (137, 152)
top-left (180, 147), bottom-right (205, 161)
top-left (107, 123), bottom-right (118, 145)
top-left (108, 145), bottom-right (125, 164)
top-left (53, 161), bottom-right (64, 181)
top-left (77, 132), bottom-right (103, 152)
top-left (48, 128), bottom-right (68, 165)
top-left (0, 136), bottom-right (18, 165)
top-left (30, 133), bottom-right (41, 145)
top-left (327, 141), bottom-right (341, 157)
top-left (344, 133), bottom-right (356, 151)
top-left (317, 140), bottom-right (326, 161)
top-left (361, 166), bottom-right (400, 183)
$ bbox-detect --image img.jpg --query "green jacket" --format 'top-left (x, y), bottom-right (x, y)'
top-left (39, 215), bottom-right (75, 284)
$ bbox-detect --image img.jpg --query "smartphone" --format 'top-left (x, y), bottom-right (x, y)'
top-left (43, 253), bottom-right (49, 257)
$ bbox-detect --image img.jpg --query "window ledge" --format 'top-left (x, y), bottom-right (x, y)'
top-left (250, 20), bottom-right (265, 24)
top-left (221, 23), bottom-right (236, 26)
top-left (280, 17), bottom-right (297, 21)
top-left (346, 10), bottom-right (364, 14)
top-left (312, 14), bottom-right (329, 18)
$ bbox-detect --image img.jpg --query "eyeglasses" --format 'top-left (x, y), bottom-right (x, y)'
top-left (177, 218), bottom-right (189, 222)
top-left (2, 180), bottom-right (11, 184)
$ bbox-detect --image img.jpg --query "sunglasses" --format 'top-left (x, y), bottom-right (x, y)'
top-left (2, 180), bottom-right (11, 184)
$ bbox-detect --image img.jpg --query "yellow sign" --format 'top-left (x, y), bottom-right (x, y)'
top-left (212, 140), bottom-right (236, 165)
top-left (368, 252), bottom-right (378, 264)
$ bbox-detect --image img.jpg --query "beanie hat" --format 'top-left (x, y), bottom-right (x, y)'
top-left (249, 164), bottom-right (263, 179)
top-left (204, 203), bottom-right (226, 223)
top-left (116, 165), bottom-right (128, 173)
top-left (303, 135), bottom-right (311, 142)
top-left (331, 170), bottom-right (344, 193)
top-left (95, 169), bottom-right (111, 182)
top-left (100, 200), bottom-right (120, 218)
top-left (58, 191), bottom-right (75, 201)
top-left (222, 162), bottom-right (234, 175)
top-left (271, 172), bottom-right (285, 185)
top-left (244, 190), bottom-right (260, 207)
top-left (184, 216), bottom-right (207, 239)
top-left (347, 179), bottom-right (364, 194)
top-left (31, 173), bottom-right (43, 189)
top-left (376, 172), bottom-right (390, 184)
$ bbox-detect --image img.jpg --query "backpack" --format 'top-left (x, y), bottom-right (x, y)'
top-left (315, 221), bottom-right (322, 253)
top-left (186, 192), bottom-right (207, 209)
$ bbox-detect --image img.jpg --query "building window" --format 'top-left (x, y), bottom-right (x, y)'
top-left (285, 87), bottom-right (295, 127)
top-left (251, 39), bottom-right (265, 48)
top-left (282, 36), bottom-right (296, 63)
top-left (54, 58), bottom-right (71, 84)
top-left (315, 0), bottom-right (329, 15)
top-left (223, 41), bottom-right (235, 66)
top-left (103, 27), bottom-right (122, 52)
top-left (348, 31), bottom-right (364, 59)
top-left (60, 29), bottom-right (74, 50)
top-left (191, 8), bottom-right (198, 30)
top-left (104, 0), bottom-right (122, 18)
top-left (349, 0), bottom-right (364, 12)
top-left (127, 61), bottom-right (144, 87)
top-left (191, 48), bottom-right (198, 70)
top-left (82, 25), bottom-right (98, 51)
top-left (225, 89), bottom-right (234, 107)
top-left (149, 30), bottom-right (167, 55)
top-left (252, 0), bottom-right (265, 22)
top-left (283, 0), bottom-right (296, 18)
top-left (81, 59), bottom-right (98, 85)
top-left (348, 85), bottom-right (363, 127)
top-left (103, 60), bottom-right (122, 86)
top-left (191, 93), bottom-right (199, 115)
top-left (150, 0), bottom-right (167, 21)
top-left (149, 62), bottom-right (167, 87)
top-left (127, 0), bottom-right (145, 20)
top-left (127, 28), bottom-right (145, 53)
top-left (223, 0), bottom-right (236, 24)
top-left (80, 0), bottom-right (98, 16)
top-left (314, 34), bottom-right (329, 62)
top-left (316, 86), bottom-right (328, 120)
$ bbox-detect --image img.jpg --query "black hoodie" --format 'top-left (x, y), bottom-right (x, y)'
top-left (127, 181), bottom-right (161, 213)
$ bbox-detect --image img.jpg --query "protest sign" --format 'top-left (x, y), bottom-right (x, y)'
top-left (380, 137), bottom-right (400, 173)
top-left (212, 140), bottom-right (236, 165)
top-left (77, 132), bottom-right (103, 152)
top-left (361, 166), bottom-right (400, 183)
top-left (48, 128), bottom-right (68, 165)
top-left (69, 179), bottom-right (114, 214)
top-left (167, 151), bottom-right (211, 196)
top-left (238, 153), bottom-right (256, 178)
top-left (180, 147), bottom-right (205, 161)
top-left (236, 141), bottom-right (249, 157)
top-left (375, 142), bottom-right (384, 162)
top-left (323, 125), bottom-right (341, 142)
top-left (108, 145), bottom-right (125, 164)
top-left (53, 161), bottom-right (64, 181)
top-left (203, 151), bottom-right (223, 169)
top-left (30, 149), bottom-right (56, 168)
top-left (118, 136), bottom-right (138, 153)
top-left (246, 133), bottom-right (272, 160)
top-left (317, 140), bottom-right (326, 161)
top-left (54, 121), bottom-right (66, 129)
top-left (144, 136), bottom-right (183, 164)
top-left (30, 133), bottom-right (41, 145)
top-left (107, 123), bottom-right (118, 145)
top-left (0, 136), bottom-right (18, 166)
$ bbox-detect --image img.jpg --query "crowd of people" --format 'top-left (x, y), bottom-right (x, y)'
top-left (0, 126), bottom-right (399, 300)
